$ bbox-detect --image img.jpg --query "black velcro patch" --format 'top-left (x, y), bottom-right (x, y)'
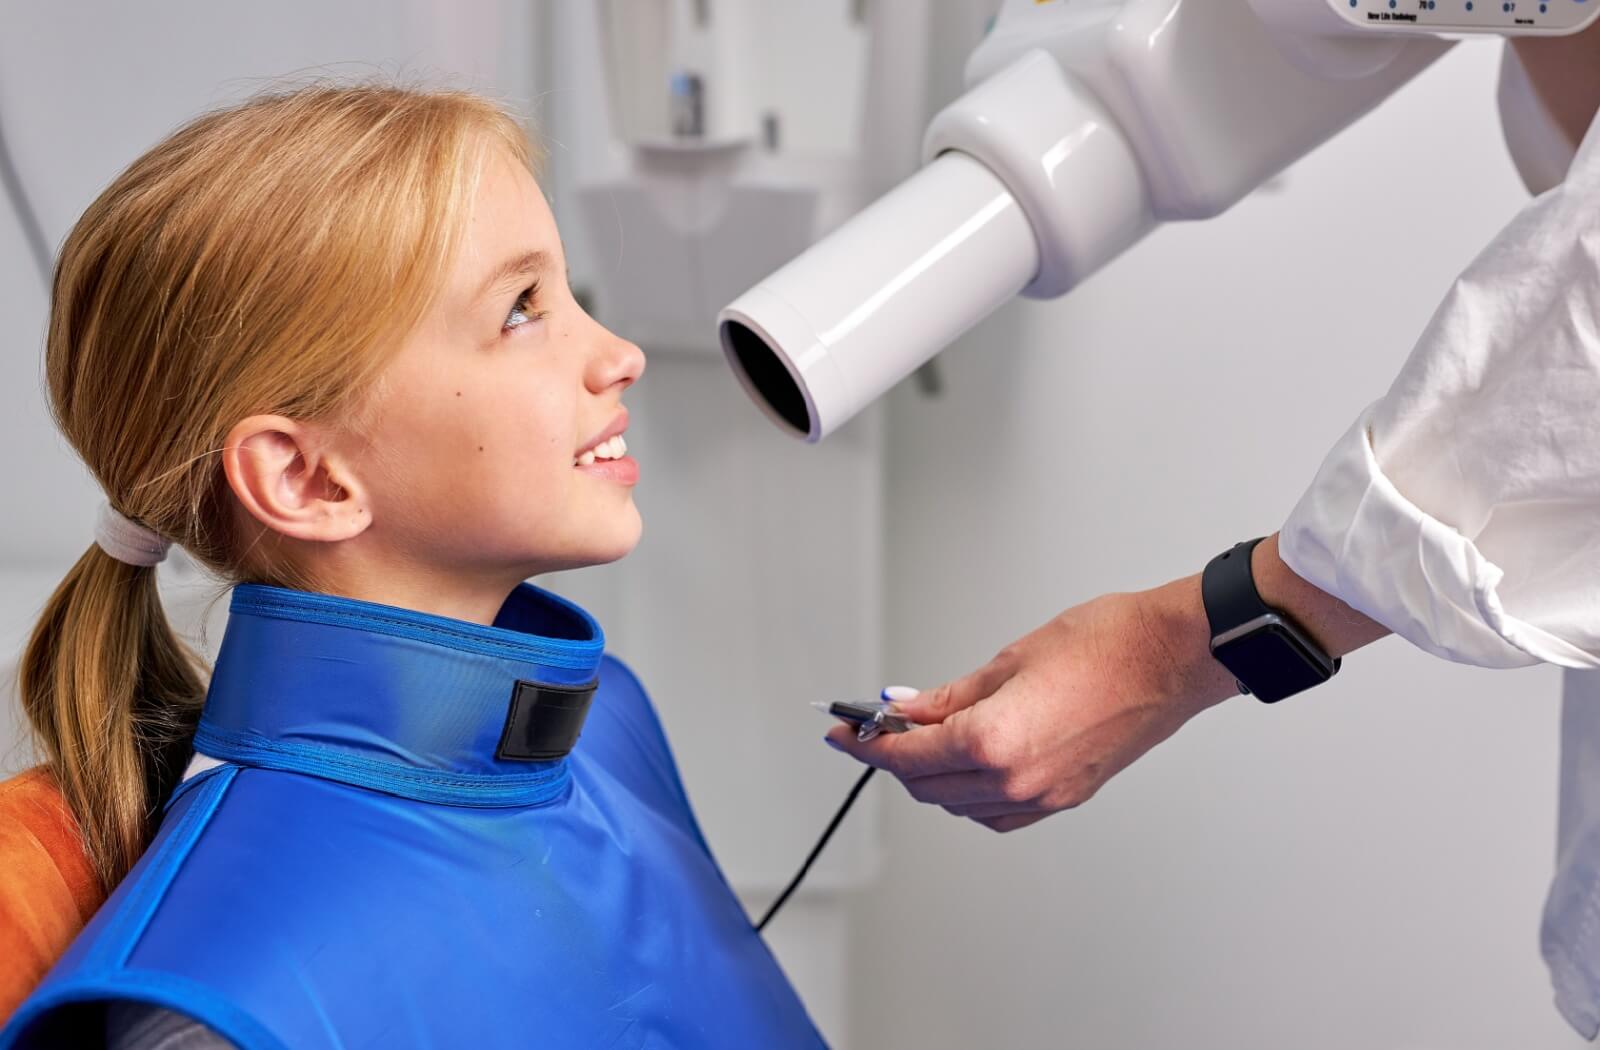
top-left (495, 679), bottom-right (598, 761)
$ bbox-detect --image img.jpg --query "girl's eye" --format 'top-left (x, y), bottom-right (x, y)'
top-left (504, 283), bottom-right (546, 332)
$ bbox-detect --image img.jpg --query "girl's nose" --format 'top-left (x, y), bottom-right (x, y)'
top-left (588, 325), bottom-right (645, 393)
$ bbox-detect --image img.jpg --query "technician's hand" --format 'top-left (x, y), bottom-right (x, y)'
top-left (825, 535), bottom-right (1387, 832)
top-left (826, 583), bottom-right (1237, 832)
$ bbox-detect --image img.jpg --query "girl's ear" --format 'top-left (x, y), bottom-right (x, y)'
top-left (222, 415), bottom-right (372, 543)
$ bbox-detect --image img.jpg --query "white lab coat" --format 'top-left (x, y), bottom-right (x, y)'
top-left (1278, 52), bottom-right (1600, 1035)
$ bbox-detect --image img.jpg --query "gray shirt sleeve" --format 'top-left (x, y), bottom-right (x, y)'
top-left (105, 1001), bottom-right (235, 1050)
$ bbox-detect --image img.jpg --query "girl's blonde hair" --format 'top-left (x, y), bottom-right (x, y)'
top-left (19, 83), bottom-right (536, 890)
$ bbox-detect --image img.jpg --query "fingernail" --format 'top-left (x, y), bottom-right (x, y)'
top-left (823, 736), bottom-right (843, 751)
top-left (881, 685), bottom-right (920, 704)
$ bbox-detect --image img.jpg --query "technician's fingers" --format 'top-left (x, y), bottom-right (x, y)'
top-left (824, 717), bottom-right (980, 779)
top-left (824, 723), bottom-right (866, 755)
top-left (974, 812), bottom-right (1045, 834)
top-left (898, 769), bottom-right (1005, 807)
top-left (893, 654), bottom-right (1018, 726)
top-left (939, 800), bottom-right (1029, 820)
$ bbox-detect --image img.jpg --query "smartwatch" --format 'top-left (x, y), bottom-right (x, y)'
top-left (1201, 538), bottom-right (1339, 703)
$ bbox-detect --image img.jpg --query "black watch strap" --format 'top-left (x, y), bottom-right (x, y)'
top-left (1201, 537), bottom-right (1340, 703)
top-left (1201, 538), bottom-right (1272, 638)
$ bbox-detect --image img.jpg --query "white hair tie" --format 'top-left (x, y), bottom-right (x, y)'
top-left (94, 501), bottom-right (171, 567)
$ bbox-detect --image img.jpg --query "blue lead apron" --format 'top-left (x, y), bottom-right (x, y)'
top-left (2, 583), bottom-right (825, 1049)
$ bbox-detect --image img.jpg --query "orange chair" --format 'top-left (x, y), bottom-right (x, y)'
top-left (0, 768), bottom-right (102, 1023)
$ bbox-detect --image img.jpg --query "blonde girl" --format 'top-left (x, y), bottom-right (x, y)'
top-left (0, 84), bottom-right (824, 1049)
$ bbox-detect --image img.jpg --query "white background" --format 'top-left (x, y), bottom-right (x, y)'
top-left (0, 3), bottom-right (1589, 1047)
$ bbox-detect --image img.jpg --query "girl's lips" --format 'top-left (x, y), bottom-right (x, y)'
top-left (575, 454), bottom-right (639, 485)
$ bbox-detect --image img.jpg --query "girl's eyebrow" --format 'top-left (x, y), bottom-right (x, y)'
top-left (476, 249), bottom-right (549, 301)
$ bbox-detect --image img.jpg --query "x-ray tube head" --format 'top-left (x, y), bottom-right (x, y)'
top-left (718, 46), bottom-right (1152, 443)
top-left (720, 151), bottom-right (1038, 441)
top-left (717, 0), bottom-right (1595, 443)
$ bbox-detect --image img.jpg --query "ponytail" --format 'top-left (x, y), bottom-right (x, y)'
top-left (18, 543), bottom-right (206, 890)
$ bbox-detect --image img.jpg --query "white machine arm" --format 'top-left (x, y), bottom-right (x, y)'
top-left (718, 0), bottom-right (1598, 441)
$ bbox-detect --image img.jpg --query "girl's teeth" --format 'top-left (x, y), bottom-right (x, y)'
top-left (577, 434), bottom-right (629, 466)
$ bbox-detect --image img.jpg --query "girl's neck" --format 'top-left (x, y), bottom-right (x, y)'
top-left (306, 560), bottom-right (529, 627)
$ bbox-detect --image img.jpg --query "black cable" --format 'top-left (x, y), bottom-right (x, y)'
top-left (0, 105), bottom-right (53, 292)
top-left (756, 765), bottom-right (876, 933)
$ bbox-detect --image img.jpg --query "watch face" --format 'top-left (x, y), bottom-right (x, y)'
top-left (1212, 622), bottom-right (1333, 703)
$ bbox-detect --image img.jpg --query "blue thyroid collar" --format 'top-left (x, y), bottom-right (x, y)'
top-left (190, 583), bottom-right (607, 808)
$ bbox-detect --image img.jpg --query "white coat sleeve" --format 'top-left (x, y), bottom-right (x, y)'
top-left (1279, 114), bottom-right (1600, 669)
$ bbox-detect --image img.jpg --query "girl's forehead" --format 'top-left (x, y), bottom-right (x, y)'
top-left (452, 158), bottom-right (561, 292)
top-left (475, 160), bottom-right (557, 242)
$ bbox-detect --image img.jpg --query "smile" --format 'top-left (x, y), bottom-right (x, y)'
top-left (575, 433), bottom-right (627, 467)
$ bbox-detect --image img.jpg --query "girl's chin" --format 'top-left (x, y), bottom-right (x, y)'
top-left (561, 516), bottom-right (643, 570)
top-left (580, 538), bottom-right (640, 568)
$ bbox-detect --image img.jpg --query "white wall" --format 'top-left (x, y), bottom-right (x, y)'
top-left (850, 10), bottom-right (1589, 1049)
